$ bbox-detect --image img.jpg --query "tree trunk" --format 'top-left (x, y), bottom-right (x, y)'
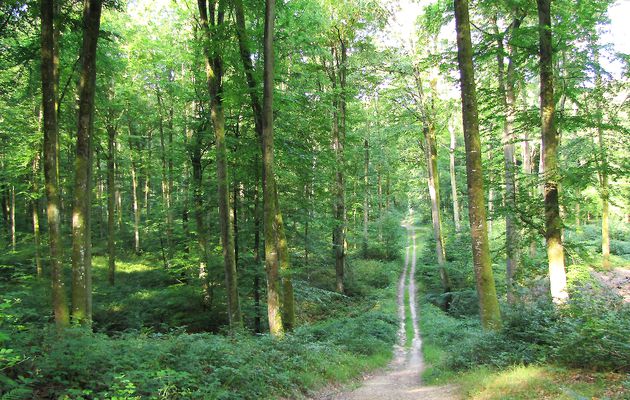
top-left (262, 0), bottom-right (284, 337)
top-left (197, 0), bottom-right (242, 330)
top-left (363, 135), bottom-right (369, 257)
top-left (594, 49), bottom-right (610, 269)
top-left (32, 152), bottom-right (43, 278)
top-left (107, 123), bottom-right (116, 285)
top-left (495, 17), bottom-right (521, 303)
top-left (537, 0), bottom-right (568, 303)
top-left (253, 156), bottom-right (262, 334)
top-left (71, 0), bottom-right (102, 325)
top-left (40, 0), bottom-right (69, 329)
top-left (191, 129), bottom-right (212, 307)
top-left (454, 0), bottom-right (501, 330)
top-left (9, 185), bottom-right (15, 251)
top-left (424, 124), bottom-right (452, 308)
top-left (234, 0), bottom-right (295, 332)
top-left (156, 87), bottom-right (173, 264)
top-left (130, 151), bottom-right (141, 254)
top-left (331, 42), bottom-right (347, 294)
top-left (448, 121), bottom-right (461, 232)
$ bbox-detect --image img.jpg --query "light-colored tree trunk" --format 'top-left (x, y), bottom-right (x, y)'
top-left (262, 0), bottom-right (284, 337)
top-left (40, 0), bottom-right (69, 329)
top-left (32, 152), bottom-right (43, 278)
top-left (9, 186), bottom-right (15, 251)
top-left (156, 87), bottom-right (173, 264)
top-left (454, 0), bottom-right (502, 330)
top-left (537, 0), bottom-right (568, 303)
top-left (494, 16), bottom-right (521, 303)
top-left (448, 121), bottom-right (461, 233)
top-left (594, 49), bottom-right (610, 269)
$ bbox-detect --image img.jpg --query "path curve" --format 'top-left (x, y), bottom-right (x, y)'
top-left (318, 226), bottom-right (459, 400)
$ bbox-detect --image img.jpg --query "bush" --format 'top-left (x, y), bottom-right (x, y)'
top-left (1, 309), bottom-right (398, 400)
top-left (421, 293), bottom-right (630, 376)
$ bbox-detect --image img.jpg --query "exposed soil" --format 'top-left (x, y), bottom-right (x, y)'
top-left (315, 227), bottom-right (459, 400)
top-left (592, 266), bottom-right (630, 302)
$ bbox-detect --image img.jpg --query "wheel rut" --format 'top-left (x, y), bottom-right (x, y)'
top-left (317, 226), bottom-right (459, 400)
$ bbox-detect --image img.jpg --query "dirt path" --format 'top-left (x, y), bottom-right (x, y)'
top-left (318, 226), bottom-right (459, 400)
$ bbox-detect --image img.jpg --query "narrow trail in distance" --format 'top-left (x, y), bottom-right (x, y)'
top-left (320, 226), bottom-right (459, 400)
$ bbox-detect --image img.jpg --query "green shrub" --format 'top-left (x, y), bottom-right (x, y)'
top-left (1, 308), bottom-right (397, 400)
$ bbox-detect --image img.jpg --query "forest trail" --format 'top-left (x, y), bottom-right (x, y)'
top-left (317, 226), bottom-right (460, 400)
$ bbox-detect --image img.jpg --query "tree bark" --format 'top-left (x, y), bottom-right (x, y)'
top-left (40, 0), bottom-right (69, 329)
top-left (32, 152), bottom-right (43, 278)
top-left (448, 121), bottom-right (461, 232)
top-left (156, 87), bottom-right (173, 262)
top-left (107, 122), bottom-right (116, 285)
top-left (9, 185), bottom-right (15, 251)
top-left (454, 0), bottom-right (501, 330)
top-left (331, 42), bottom-right (347, 294)
top-left (127, 122), bottom-right (141, 254)
top-left (537, 0), bottom-right (568, 303)
top-left (593, 48), bottom-right (610, 269)
top-left (495, 16), bottom-right (521, 303)
top-left (262, 0), bottom-right (284, 336)
top-left (198, 0), bottom-right (242, 329)
top-left (234, 0), bottom-right (295, 332)
top-left (363, 135), bottom-right (369, 257)
top-left (253, 156), bottom-right (262, 334)
top-left (71, 0), bottom-right (102, 325)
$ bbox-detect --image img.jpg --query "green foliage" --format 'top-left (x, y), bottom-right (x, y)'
top-left (2, 308), bottom-right (396, 399)
top-left (420, 294), bottom-right (630, 379)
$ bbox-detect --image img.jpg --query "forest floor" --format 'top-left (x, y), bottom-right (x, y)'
top-left (314, 226), bottom-right (460, 400)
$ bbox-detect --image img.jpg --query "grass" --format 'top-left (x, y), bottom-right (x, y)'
top-left (457, 365), bottom-right (629, 400)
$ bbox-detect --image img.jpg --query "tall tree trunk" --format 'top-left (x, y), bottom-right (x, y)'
top-left (262, 0), bottom-right (284, 336)
top-left (594, 49), bottom-right (610, 269)
top-left (413, 66), bottom-right (452, 304)
top-left (9, 186), bottom-right (15, 251)
top-left (71, 0), bottom-right (102, 325)
top-left (197, 0), bottom-right (242, 330)
top-left (448, 121), bottom-right (461, 232)
top-left (454, 0), bottom-right (501, 330)
top-left (32, 152), bottom-right (43, 278)
top-left (156, 87), bottom-right (173, 264)
top-left (191, 129), bottom-right (212, 307)
top-left (495, 17), bottom-right (521, 303)
top-left (253, 156), bottom-right (262, 334)
top-left (107, 123), bottom-right (116, 285)
top-left (424, 124), bottom-right (452, 308)
top-left (363, 135), bottom-right (369, 257)
top-left (234, 0), bottom-right (295, 332)
top-left (331, 42), bottom-right (347, 294)
top-left (40, 0), bottom-right (69, 329)
top-left (131, 161), bottom-right (141, 254)
top-left (537, 0), bottom-right (568, 303)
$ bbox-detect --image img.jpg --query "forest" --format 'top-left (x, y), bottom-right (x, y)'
top-left (0, 0), bottom-right (628, 398)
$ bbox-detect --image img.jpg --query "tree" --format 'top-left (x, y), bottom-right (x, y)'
top-left (537, 0), bottom-right (568, 303)
top-left (71, 0), bottom-right (103, 325)
top-left (40, 0), bottom-right (69, 329)
top-left (262, 0), bottom-right (283, 337)
top-left (197, 0), bottom-right (242, 329)
top-left (454, 0), bottom-right (501, 330)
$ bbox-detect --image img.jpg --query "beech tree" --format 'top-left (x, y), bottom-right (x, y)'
top-left (454, 0), bottom-right (502, 330)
